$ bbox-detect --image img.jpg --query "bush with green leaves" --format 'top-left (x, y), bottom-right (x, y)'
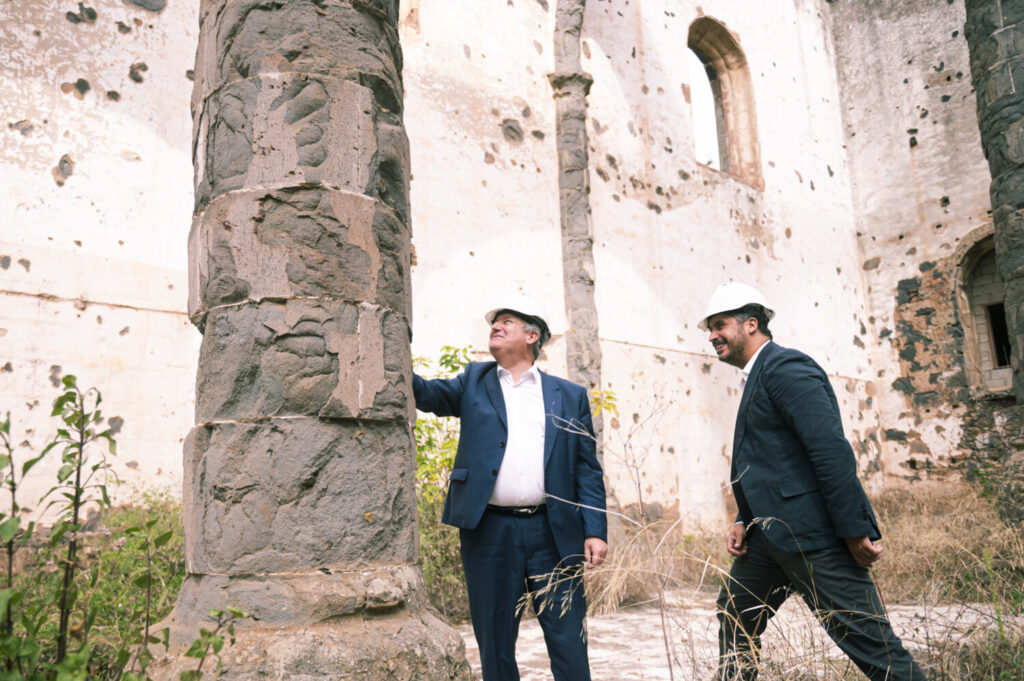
top-left (413, 346), bottom-right (471, 621)
top-left (0, 377), bottom-right (241, 681)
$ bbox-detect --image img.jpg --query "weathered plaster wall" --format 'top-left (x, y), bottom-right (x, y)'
top-left (0, 0), bottom-right (199, 508)
top-left (581, 0), bottom-right (879, 524)
top-left (829, 0), bottom-right (999, 477)
top-left (2, 0), bottom-right (992, 531)
top-left (402, 0), bottom-right (880, 527)
top-left (400, 0), bottom-right (569, 374)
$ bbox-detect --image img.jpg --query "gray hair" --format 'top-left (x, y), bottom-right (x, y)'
top-left (494, 308), bottom-right (549, 360)
top-left (522, 319), bottom-right (547, 360)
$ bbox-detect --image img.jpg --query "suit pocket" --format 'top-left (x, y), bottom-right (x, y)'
top-left (449, 468), bottom-right (469, 482)
top-left (779, 477), bottom-right (820, 498)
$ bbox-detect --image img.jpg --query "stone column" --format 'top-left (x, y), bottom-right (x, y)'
top-left (964, 0), bottom-right (1024, 403)
top-left (548, 0), bottom-right (603, 434)
top-left (151, 1), bottom-right (469, 678)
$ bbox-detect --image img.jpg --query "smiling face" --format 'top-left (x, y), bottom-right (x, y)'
top-left (488, 312), bottom-right (539, 362)
top-left (706, 312), bottom-right (760, 369)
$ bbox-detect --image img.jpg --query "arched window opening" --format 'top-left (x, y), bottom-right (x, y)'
top-left (686, 48), bottom-right (723, 170)
top-left (958, 235), bottom-right (1013, 392)
top-left (687, 17), bottom-right (763, 189)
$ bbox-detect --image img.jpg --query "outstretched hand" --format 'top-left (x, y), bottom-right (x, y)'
top-left (844, 535), bottom-right (883, 567)
top-left (584, 537), bottom-right (608, 568)
top-left (726, 523), bottom-right (748, 557)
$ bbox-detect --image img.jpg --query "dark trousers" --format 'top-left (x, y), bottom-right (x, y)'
top-left (460, 508), bottom-right (590, 681)
top-left (717, 526), bottom-right (926, 681)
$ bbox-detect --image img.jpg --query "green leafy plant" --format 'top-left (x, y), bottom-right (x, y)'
top-left (40, 376), bottom-right (118, 668)
top-left (178, 608), bottom-right (245, 681)
top-left (413, 346), bottom-right (471, 620)
top-left (1, 411), bottom-right (48, 679)
top-left (0, 377), bottom-right (245, 681)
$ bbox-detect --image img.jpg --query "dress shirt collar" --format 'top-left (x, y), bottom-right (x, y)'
top-left (497, 363), bottom-right (541, 386)
top-left (741, 341), bottom-right (769, 387)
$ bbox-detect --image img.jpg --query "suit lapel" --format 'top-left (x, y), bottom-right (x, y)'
top-left (484, 365), bottom-right (508, 431)
top-left (733, 341), bottom-right (774, 458)
top-left (540, 371), bottom-right (561, 469)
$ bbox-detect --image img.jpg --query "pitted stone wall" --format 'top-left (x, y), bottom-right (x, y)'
top-left (4, 0), bottom-right (1017, 540)
top-left (829, 0), bottom-right (1000, 478)
top-left (0, 0), bottom-right (199, 513)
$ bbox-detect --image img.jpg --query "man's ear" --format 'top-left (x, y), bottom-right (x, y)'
top-left (744, 316), bottom-right (759, 335)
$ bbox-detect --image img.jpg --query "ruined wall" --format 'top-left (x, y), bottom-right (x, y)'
top-left (402, 0), bottom-right (880, 527)
top-left (581, 0), bottom-right (880, 523)
top-left (829, 0), bottom-right (1002, 477)
top-left (0, 0), bottom-right (199, 509)
top-left (1, 0), bottom-right (993, 532)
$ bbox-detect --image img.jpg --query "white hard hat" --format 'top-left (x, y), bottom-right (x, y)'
top-left (698, 282), bottom-right (774, 331)
top-left (485, 294), bottom-right (550, 338)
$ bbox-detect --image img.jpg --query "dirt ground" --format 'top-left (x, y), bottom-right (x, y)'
top-left (456, 588), bottom-right (1001, 680)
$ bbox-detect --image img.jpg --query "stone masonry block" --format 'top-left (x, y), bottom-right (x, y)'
top-left (150, 606), bottom-right (470, 681)
top-left (982, 110), bottom-right (1024, 179)
top-left (163, 566), bottom-right (424, 636)
top-left (1002, 1), bottom-right (1024, 25)
top-left (979, 60), bottom-right (1024, 135)
top-left (995, 207), bottom-right (1024, 279)
top-left (182, 418), bottom-right (416, 574)
top-left (188, 188), bottom-right (411, 321)
top-left (193, 74), bottom-right (380, 208)
top-left (967, 25), bottom-right (1024, 81)
top-left (1004, 279), bottom-right (1024, 340)
top-left (193, 0), bottom-right (402, 118)
top-left (965, 0), bottom-right (1004, 43)
top-left (975, 62), bottom-right (1017, 116)
top-left (195, 299), bottom-right (413, 422)
top-left (990, 165), bottom-right (1024, 210)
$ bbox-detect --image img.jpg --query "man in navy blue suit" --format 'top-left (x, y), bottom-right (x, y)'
top-left (702, 283), bottom-right (926, 681)
top-left (413, 295), bottom-right (608, 681)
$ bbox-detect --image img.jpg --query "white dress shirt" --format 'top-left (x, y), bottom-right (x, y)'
top-left (735, 341), bottom-right (768, 526)
top-left (740, 341), bottom-right (769, 391)
top-left (489, 364), bottom-right (547, 507)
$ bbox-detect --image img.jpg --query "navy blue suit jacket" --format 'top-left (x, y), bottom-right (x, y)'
top-left (413, 362), bottom-right (607, 562)
top-left (732, 342), bottom-right (881, 553)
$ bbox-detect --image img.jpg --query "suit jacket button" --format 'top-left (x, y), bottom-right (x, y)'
top-left (491, 469), bottom-right (498, 476)
top-left (499, 441), bottom-right (506, 447)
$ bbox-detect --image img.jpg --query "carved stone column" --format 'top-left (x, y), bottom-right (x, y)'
top-left (964, 0), bottom-right (1024, 402)
top-left (549, 0), bottom-right (603, 436)
top-left (150, 1), bottom-right (469, 677)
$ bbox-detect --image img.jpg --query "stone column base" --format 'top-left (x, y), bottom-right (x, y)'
top-left (147, 611), bottom-right (470, 680)
top-left (147, 567), bottom-right (471, 680)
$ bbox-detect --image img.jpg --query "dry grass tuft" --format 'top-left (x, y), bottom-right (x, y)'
top-left (586, 518), bottom-right (728, 616)
top-left (871, 481), bottom-right (1024, 608)
top-left (580, 480), bottom-right (1023, 680)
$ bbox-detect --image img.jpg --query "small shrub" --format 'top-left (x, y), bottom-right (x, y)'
top-left (414, 347), bottom-right (471, 621)
top-left (12, 491), bottom-right (185, 679)
top-left (2, 377), bottom-right (239, 681)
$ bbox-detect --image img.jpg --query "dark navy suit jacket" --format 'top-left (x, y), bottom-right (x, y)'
top-left (413, 361), bottom-right (607, 562)
top-left (732, 341), bottom-right (881, 553)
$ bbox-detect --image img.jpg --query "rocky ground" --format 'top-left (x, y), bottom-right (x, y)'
top-left (456, 588), bottom-right (1004, 680)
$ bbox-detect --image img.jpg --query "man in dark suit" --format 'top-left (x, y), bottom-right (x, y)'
top-left (702, 282), bottom-right (926, 681)
top-left (413, 295), bottom-right (607, 681)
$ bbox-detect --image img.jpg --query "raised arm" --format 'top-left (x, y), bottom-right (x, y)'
top-left (412, 367), bottom-right (469, 417)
